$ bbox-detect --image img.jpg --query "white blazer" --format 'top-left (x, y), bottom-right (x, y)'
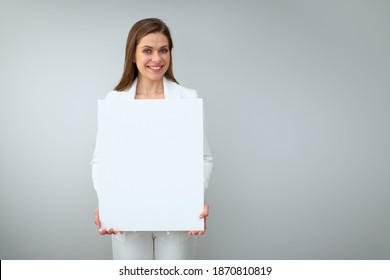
top-left (91, 77), bottom-right (213, 191)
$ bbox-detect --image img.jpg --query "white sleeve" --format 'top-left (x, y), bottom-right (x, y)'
top-left (203, 116), bottom-right (214, 191)
top-left (90, 129), bottom-right (100, 193)
top-left (90, 91), bottom-right (116, 193)
top-left (192, 90), bottom-right (214, 191)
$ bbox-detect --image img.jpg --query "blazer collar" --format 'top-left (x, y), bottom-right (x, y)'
top-left (124, 76), bottom-right (180, 100)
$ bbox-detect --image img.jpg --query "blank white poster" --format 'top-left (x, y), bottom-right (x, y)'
top-left (97, 99), bottom-right (204, 231)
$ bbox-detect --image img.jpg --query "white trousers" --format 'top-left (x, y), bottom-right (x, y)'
top-left (112, 231), bottom-right (198, 260)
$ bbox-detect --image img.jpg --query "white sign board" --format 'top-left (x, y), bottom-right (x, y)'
top-left (97, 99), bottom-right (204, 231)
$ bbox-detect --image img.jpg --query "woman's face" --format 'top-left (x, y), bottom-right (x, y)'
top-left (134, 32), bottom-right (170, 82)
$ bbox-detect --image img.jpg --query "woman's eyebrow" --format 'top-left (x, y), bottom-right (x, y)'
top-left (141, 45), bottom-right (169, 49)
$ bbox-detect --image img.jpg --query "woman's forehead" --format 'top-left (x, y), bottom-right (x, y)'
top-left (138, 33), bottom-right (168, 47)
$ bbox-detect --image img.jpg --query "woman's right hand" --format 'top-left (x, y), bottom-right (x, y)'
top-left (94, 208), bottom-right (123, 235)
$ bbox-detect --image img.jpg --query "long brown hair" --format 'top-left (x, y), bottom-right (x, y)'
top-left (114, 18), bottom-right (178, 91)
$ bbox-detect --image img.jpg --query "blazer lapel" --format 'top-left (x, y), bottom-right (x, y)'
top-left (163, 76), bottom-right (181, 99)
top-left (121, 78), bottom-right (137, 100)
top-left (121, 76), bottom-right (180, 100)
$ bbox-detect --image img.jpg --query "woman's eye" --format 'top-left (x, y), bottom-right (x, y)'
top-left (160, 48), bottom-right (169, 53)
top-left (143, 49), bottom-right (152, 54)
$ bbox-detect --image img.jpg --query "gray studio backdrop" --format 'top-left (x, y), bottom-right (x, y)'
top-left (1, 0), bottom-right (389, 259)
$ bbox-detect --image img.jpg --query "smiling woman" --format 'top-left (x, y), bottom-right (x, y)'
top-left (90, 18), bottom-right (214, 260)
top-left (134, 33), bottom-right (171, 98)
top-left (114, 18), bottom-right (178, 92)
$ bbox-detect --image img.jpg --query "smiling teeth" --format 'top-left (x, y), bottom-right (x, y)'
top-left (149, 66), bottom-right (162, 70)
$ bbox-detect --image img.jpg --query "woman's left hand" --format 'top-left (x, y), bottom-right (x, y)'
top-left (188, 202), bottom-right (209, 235)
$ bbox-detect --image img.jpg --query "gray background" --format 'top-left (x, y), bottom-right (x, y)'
top-left (1, 0), bottom-right (389, 259)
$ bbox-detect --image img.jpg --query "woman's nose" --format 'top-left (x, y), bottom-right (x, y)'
top-left (151, 51), bottom-right (162, 62)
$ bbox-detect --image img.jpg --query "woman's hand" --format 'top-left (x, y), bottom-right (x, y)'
top-left (94, 208), bottom-right (123, 235)
top-left (188, 203), bottom-right (209, 236)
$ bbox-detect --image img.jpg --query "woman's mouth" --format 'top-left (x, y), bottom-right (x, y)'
top-left (147, 65), bottom-right (164, 71)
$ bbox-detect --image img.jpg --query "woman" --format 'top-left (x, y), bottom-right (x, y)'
top-left (91, 18), bottom-right (213, 259)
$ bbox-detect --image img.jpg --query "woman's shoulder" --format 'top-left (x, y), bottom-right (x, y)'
top-left (104, 90), bottom-right (123, 100)
top-left (168, 79), bottom-right (199, 99)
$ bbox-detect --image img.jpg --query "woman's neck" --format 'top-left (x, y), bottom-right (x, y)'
top-left (136, 76), bottom-right (164, 96)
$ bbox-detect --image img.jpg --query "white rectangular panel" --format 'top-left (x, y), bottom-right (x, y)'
top-left (97, 99), bottom-right (204, 231)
